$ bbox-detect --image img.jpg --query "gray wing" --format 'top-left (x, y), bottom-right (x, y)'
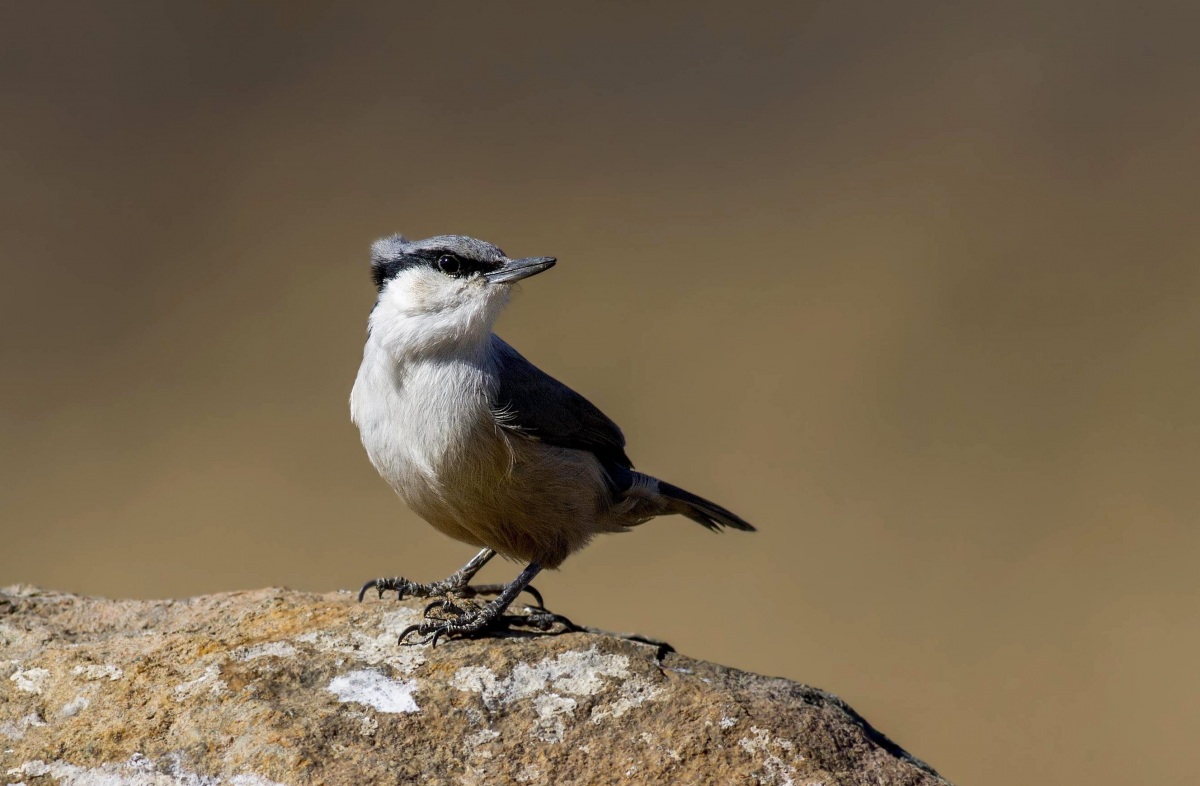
top-left (488, 336), bottom-right (633, 469)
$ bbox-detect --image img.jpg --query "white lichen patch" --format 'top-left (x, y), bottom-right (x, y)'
top-left (452, 647), bottom-right (634, 708)
top-left (234, 641), bottom-right (298, 661)
top-left (588, 675), bottom-right (663, 722)
top-left (451, 666), bottom-right (496, 697)
top-left (7, 760), bottom-right (50, 778)
top-left (173, 664), bottom-right (226, 702)
top-left (9, 667), bottom-right (50, 694)
top-left (0, 712), bottom-right (46, 741)
top-left (514, 764), bottom-right (541, 783)
top-left (463, 727), bottom-right (500, 752)
top-left (228, 775), bottom-right (290, 786)
top-left (452, 647), bottom-right (664, 743)
top-left (58, 695), bottom-right (90, 719)
top-left (531, 693), bottom-right (577, 743)
top-left (6, 755), bottom-right (288, 786)
top-left (327, 669), bottom-right (419, 713)
top-left (459, 728), bottom-right (503, 784)
top-left (720, 715), bottom-right (738, 729)
top-left (343, 708), bottom-right (379, 737)
top-left (738, 725), bottom-right (803, 786)
top-left (294, 610), bottom-right (425, 674)
top-left (71, 664), bottom-right (124, 682)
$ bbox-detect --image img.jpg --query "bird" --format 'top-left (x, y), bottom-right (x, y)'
top-left (352, 233), bottom-right (754, 645)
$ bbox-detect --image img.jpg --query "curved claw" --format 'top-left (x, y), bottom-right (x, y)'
top-left (430, 628), bottom-right (446, 648)
top-left (360, 577), bottom-right (416, 601)
top-left (521, 584), bottom-right (545, 608)
top-left (398, 623), bottom-right (423, 646)
top-left (393, 578), bottom-right (413, 601)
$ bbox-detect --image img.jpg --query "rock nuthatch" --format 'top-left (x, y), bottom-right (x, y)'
top-left (352, 234), bottom-right (753, 644)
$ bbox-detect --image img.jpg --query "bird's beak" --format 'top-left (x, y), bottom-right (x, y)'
top-left (485, 256), bottom-right (557, 283)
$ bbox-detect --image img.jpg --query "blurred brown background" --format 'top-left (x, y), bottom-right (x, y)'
top-left (2, 2), bottom-right (1198, 784)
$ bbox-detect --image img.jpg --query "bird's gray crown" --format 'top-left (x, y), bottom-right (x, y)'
top-left (370, 233), bottom-right (508, 291)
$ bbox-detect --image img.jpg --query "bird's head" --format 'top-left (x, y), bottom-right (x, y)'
top-left (366, 233), bottom-right (556, 357)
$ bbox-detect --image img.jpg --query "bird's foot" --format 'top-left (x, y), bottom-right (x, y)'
top-left (397, 597), bottom-right (504, 647)
top-left (398, 598), bottom-right (576, 647)
top-left (357, 576), bottom-right (543, 607)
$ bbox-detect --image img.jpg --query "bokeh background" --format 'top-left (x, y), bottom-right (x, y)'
top-left (3, 2), bottom-right (1198, 784)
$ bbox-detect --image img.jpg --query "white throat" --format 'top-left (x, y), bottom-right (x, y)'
top-left (367, 266), bottom-right (509, 361)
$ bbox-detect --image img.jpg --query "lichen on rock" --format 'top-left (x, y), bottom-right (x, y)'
top-left (0, 585), bottom-right (947, 785)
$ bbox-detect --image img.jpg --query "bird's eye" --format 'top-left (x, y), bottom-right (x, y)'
top-left (437, 254), bottom-right (464, 277)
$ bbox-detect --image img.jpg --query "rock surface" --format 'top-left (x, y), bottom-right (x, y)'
top-left (1, 585), bottom-right (947, 785)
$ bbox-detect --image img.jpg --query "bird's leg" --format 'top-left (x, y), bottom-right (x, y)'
top-left (358, 548), bottom-right (542, 607)
top-left (400, 561), bottom-right (546, 646)
top-left (358, 548), bottom-right (495, 602)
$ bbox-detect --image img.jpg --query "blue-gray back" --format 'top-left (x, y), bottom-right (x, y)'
top-left (488, 336), bottom-right (633, 470)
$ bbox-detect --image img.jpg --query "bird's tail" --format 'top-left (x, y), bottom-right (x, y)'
top-left (656, 479), bottom-right (756, 533)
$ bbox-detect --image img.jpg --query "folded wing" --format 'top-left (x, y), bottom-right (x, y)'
top-left (488, 336), bottom-right (633, 470)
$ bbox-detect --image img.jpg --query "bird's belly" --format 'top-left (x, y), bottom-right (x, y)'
top-left (355, 389), bottom-right (504, 544)
top-left (444, 437), bottom-right (619, 567)
top-left (351, 352), bottom-right (619, 566)
top-left (366, 418), bottom-right (615, 565)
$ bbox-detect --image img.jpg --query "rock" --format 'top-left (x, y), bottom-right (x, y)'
top-left (0, 585), bottom-right (947, 785)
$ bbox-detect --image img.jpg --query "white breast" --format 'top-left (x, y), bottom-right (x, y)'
top-left (350, 329), bottom-right (630, 566)
top-left (350, 334), bottom-right (498, 502)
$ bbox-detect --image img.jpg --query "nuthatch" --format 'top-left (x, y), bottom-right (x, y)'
top-left (352, 234), bottom-right (753, 644)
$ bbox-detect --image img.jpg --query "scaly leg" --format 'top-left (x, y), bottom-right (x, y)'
top-left (357, 549), bottom-right (545, 607)
top-left (399, 561), bottom-right (547, 646)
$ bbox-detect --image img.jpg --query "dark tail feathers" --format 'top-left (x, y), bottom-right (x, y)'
top-left (657, 480), bottom-right (756, 533)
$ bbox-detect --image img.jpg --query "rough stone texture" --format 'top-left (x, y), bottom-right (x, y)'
top-left (1, 585), bottom-right (947, 785)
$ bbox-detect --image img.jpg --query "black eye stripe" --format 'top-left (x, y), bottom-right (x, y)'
top-left (371, 249), bottom-right (501, 290)
top-left (431, 252), bottom-right (496, 279)
top-left (371, 259), bottom-right (408, 290)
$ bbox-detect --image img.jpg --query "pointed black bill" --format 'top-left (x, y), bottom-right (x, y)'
top-left (485, 256), bottom-right (556, 283)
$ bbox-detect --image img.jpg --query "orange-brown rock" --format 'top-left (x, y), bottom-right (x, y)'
top-left (1, 586), bottom-right (946, 785)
